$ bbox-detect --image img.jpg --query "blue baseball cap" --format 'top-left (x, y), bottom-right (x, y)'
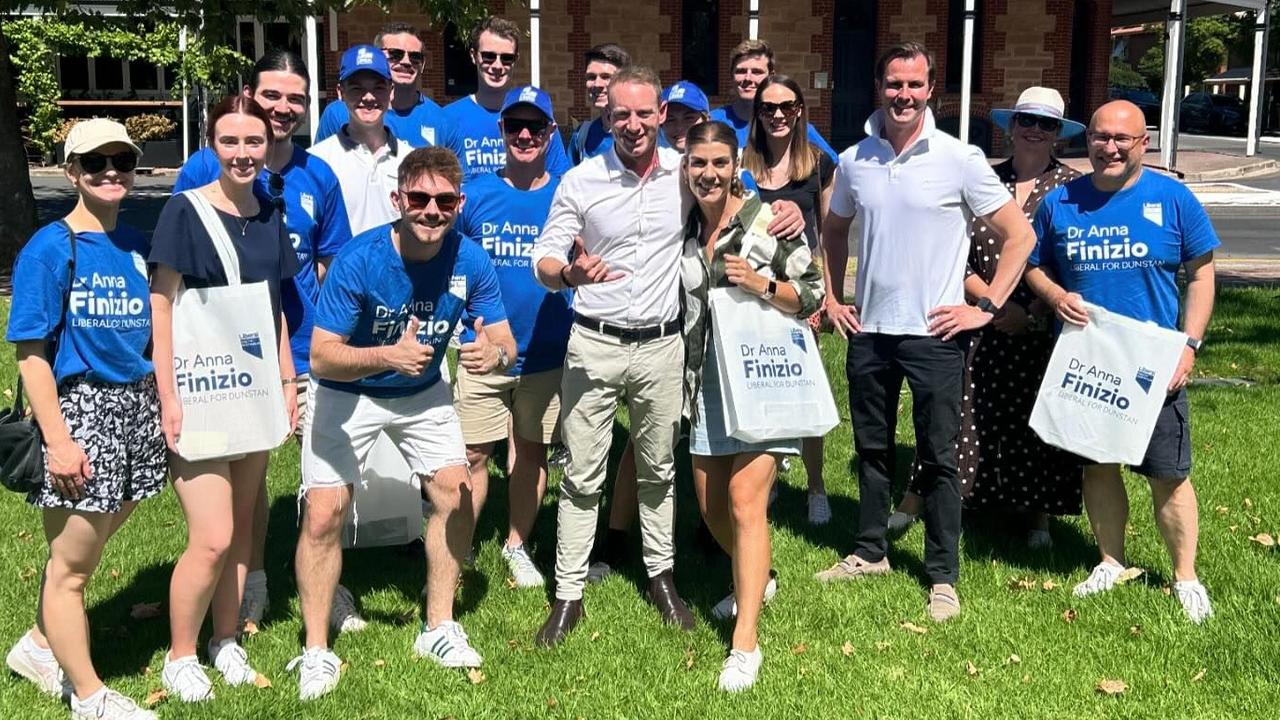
top-left (662, 81), bottom-right (710, 114)
top-left (500, 85), bottom-right (556, 123)
top-left (339, 44), bottom-right (391, 83)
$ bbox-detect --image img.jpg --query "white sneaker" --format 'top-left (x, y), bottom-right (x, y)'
top-left (586, 561), bottom-right (614, 584)
top-left (1073, 561), bottom-right (1125, 598)
top-left (502, 543), bottom-right (545, 588)
top-left (717, 646), bottom-right (763, 692)
top-left (6, 630), bottom-right (66, 697)
top-left (330, 585), bottom-right (367, 634)
top-left (208, 637), bottom-right (258, 686)
top-left (711, 573), bottom-right (779, 620)
top-left (161, 652), bottom-right (214, 702)
top-left (1174, 579), bottom-right (1214, 624)
top-left (286, 646), bottom-right (342, 701)
top-left (71, 686), bottom-right (157, 720)
top-left (239, 570), bottom-right (270, 627)
top-left (413, 621), bottom-right (483, 668)
top-left (808, 492), bottom-right (832, 525)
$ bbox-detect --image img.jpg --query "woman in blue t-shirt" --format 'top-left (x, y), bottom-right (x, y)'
top-left (149, 96), bottom-right (299, 702)
top-left (4, 119), bottom-right (165, 718)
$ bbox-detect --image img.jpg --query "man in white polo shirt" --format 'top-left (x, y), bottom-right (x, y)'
top-left (530, 66), bottom-right (805, 646)
top-left (816, 42), bottom-right (1036, 622)
top-left (310, 44), bottom-right (406, 235)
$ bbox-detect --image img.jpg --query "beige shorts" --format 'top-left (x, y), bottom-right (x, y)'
top-left (454, 366), bottom-right (562, 446)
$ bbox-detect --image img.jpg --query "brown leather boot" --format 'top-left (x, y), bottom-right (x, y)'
top-left (647, 570), bottom-right (695, 630)
top-left (535, 599), bottom-right (584, 648)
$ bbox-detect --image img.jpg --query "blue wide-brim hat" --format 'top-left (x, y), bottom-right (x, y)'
top-left (991, 86), bottom-right (1086, 139)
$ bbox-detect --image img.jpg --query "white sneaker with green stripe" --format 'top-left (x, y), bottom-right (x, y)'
top-left (413, 621), bottom-right (482, 668)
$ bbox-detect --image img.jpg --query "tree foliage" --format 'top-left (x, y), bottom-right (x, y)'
top-left (1109, 58), bottom-right (1147, 89)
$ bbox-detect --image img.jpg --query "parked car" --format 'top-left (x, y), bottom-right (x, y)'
top-left (1180, 92), bottom-right (1247, 136)
top-left (1109, 87), bottom-right (1161, 128)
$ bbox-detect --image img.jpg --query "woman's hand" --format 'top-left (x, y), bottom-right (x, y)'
top-left (45, 436), bottom-right (91, 500)
top-left (724, 254), bottom-right (768, 296)
top-left (160, 395), bottom-right (183, 452)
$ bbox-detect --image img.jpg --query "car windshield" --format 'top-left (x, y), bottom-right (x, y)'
top-left (1127, 90), bottom-right (1158, 104)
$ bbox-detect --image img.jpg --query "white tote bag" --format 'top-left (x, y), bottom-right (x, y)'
top-left (341, 433), bottom-right (425, 549)
top-left (171, 191), bottom-right (291, 461)
top-left (1029, 302), bottom-right (1187, 465)
top-left (709, 207), bottom-right (839, 443)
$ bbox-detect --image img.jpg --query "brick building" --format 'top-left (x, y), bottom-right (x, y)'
top-left (321, 0), bottom-right (1116, 154)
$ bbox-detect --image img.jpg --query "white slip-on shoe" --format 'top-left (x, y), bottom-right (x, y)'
top-left (1072, 561), bottom-right (1125, 598)
top-left (161, 652), bottom-right (214, 702)
top-left (6, 630), bottom-right (66, 698)
top-left (1173, 579), bottom-right (1214, 624)
top-left (711, 572), bottom-right (779, 621)
top-left (501, 543), bottom-right (545, 588)
top-left (209, 637), bottom-right (259, 686)
top-left (330, 584), bottom-right (368, 634)
top-left (717, 646), bottom-right (763, 693)
top-left (71, 686), bottom-right (158, 720)
top-left (413, 621), bottom-right (483, 668)
top-left (286, 646), bottom-right (342, 701)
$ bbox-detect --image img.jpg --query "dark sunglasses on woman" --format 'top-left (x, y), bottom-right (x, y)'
top-left (1014, 113), bottom-right (1062, 132)
top-left (77, 151), bottom-right (139, 174)
top-left (384, 48), bottom-right (425, 66)
top-left (401, 190), bottom-right (460, 213)
top-left (757, 100), bottom-right (802, 118)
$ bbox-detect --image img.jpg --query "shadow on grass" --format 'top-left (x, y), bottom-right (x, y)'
top-left (87, 563), bottom-right (176, 682)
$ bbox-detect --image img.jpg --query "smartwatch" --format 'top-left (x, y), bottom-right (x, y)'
top-left (761, 280), bottom-right (777, 300)
top-left (1186, 336), bottom-right (1203, 354)
top-left (975, 297), bottom-right (1000, 315)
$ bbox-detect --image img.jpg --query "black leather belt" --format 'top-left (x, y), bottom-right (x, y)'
top-left (574, 312), bottom-right (680, 343)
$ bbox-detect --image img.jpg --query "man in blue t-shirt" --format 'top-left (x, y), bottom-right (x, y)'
top-left (314, 22), bottom-right (461, 155)
top-left (709, 38), bottom-right (838, 162)
top-left (293, 147), bottom-right (516, 698)
top-left (1026, 100), bottom-right (1219, 624)
top-left (569, 42), bottom-right (629, 165)
top-left (455, 86), bottom-right (573, 590)
top-left (444, 16), bottom-right (571, 180)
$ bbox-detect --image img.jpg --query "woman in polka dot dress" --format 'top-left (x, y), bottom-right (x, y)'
top-left (891, 88), bottom-right (1086, 549)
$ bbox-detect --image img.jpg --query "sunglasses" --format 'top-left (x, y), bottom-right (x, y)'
top-left (77, 151), bottom-right (138, 174)
top-left (478, 51), bottom-right (518, 66)
top-left (401, 190), bottom-right (460, 213)
top-left (1014, 113), bottom-right (1062, 132)
top-left (757, 100), bottom-right (802, 118)
top-left (502, 117), bottom-right (549, 136)
top-left (384, 48), bottom-right (425, 66)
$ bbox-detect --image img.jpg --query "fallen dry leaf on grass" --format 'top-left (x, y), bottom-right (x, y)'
top-left (1191, 668), bottom-right (1206, 682)
top-left (965, 660), bottom-right (980, 677)
top-left (1215, 505), bottom-right (1229, 515)
top-left (1096, 679), bottom-right (1128, 695)
top-left (1129, 625), bottom-right (1142, 635)
top-left (1062, 608), bottom-right (1078, 623)
top-left (110, 568), bottom-right (121, 579)
top-left (1243, 497), bottom-right (1254, 510)
top-left (682, 648), bottom-right (695, 670)
top-left (875, 641), bottom-right (891, 651)
top-left (1041, 580), bottom-right (1058, 591)
top-left (16, 530), bottom-right (32, 541)
top-left (590, 632), bottom-right (600, 641)
top-left (253, 674), bottom-right (272, 689)
top-left (1115, 568), bottom-right (1145, 585)
top-left (900, 622), bottom-right (928, 635)
top-left (143, 689), bottom-right (167, 707)
top-left (466, 668), bottom-right (486, 685)
top-left (1007, 654), bottom-right (1021, 665)
top-left (374, 659), bottom-right (386, 668)
top-left (546, 697), bottom-right (558, 709)
top-left (19, 567), bottom-right (37, 581)
top-left (242, 621), bottom-right (259, 636)
top-left (130, 602), bottom-right (162, 620)
top-left (1022, 674), bottom-right (1031, 684)
top-left (506, 639), bottom-right (519, 649)
top-left (1248, 533), bottom-right (1275, 547)
top-left (841, 641), bottom-right (855, 657)
top-left (791, 643), bottom-right (809, 655)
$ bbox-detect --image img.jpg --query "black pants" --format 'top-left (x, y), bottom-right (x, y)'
top-left (847, 333), bottom-right (964, 585)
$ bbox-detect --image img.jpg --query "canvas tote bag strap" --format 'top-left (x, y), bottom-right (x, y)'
top-left (182, 190), bottom-right (243, 286)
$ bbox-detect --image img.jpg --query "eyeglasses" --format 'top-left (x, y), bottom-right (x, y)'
top-left (401, 190), bottom-right (460, 213)
top-left (502, 117), bottom-right (549, 136)
top-left (757, 100), bottom-right (802, 118)
top-left (478, 51), bottom-right (518, 66)
top-left (384, 48), bottom-right (425, 66)
top-left (77, 151), bottom-right (138, 174)
top-left (1087, 132), bottom-right (1146, 150)
top-left (1014, 113), bottom-right (1062, 132)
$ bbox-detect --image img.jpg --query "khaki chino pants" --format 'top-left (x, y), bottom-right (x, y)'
top-left (554, 324), bottom-right (684, 600)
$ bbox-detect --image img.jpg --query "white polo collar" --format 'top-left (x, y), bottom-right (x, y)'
top-left (865, 107), bottom-right (938, 158)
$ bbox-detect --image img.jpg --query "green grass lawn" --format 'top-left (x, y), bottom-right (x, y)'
top-left (1, 288), bottom-right (1278, 719)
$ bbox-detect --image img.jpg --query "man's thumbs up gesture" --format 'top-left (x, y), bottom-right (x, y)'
top-left (385, 316), bottom-right (434, 377)
top-left (460, 316), bottom-right (504, 374)
top-left (562, 237), bottom-right (626, 286)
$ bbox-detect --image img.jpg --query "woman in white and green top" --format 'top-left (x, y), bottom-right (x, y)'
top-left (679, 121), bottom-right (823, 693)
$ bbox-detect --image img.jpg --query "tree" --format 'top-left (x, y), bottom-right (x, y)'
top-left (1136, 11), bottom-right (1262, 93)
top-left (1110, 58), bottom-right (1147, 89)
top-left (0, 0), bottom-right (488, 270)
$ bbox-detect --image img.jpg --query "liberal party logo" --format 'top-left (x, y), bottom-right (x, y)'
top-left (670, 85), bottom-right (686, 101)
top-left (790, 327), bottom-right (807, 353)
top-left (519, 86), bottom-right (539, 103)
top-left (1135, 367), bottom-right (1156, 394)
top-left (131, 250), bottom-right (148, 278)
top-left (240, 332), bottom-right (263, 359)
top-left (421, 127), bottom-right (436, 146)
top-left (300, 192), bottom-right (315, 221)
top-left (449, 274), bottom-right (468, 300)
top-left (356, 47), bottom-right (374, 65)
top-left (1142, 202), bottom-right (1163, 227)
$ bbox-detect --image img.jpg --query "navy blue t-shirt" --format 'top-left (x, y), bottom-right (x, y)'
top-left (7, 222), bottom-right (154, 385)
top-left (456, 172), bottom-right (572, 375)
top-left (1031, 171), bottom-right (1220, 331)
top-left (171, 146), bottom-right (352, 374)
top-left (315, 94), bottom-right (463, 155)
top-left (314, 224), bottom-right (507, 397)
top-left (150, 193), bottom-right (300, 331)
top-left (444, 95), bottom-right (572, 181)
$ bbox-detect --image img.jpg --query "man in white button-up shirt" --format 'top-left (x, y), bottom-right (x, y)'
top-left (530, 66), bottom-right (803, 646)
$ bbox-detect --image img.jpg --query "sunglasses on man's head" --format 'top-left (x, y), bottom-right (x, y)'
top-left (77, 151), bottom-right (138, 174)
top-left (384, 48), bottom-right (425, 66)
top-left (757, 100), bottom-right (802, 118)
top-left (478, 50), bottom-right (517, 66)
top-left (1014, 113), bottom-right (1062, 132)
top-left (502, 117), bottom-right (549, 136)
top-left (401, 190), bottom-right (460, 212)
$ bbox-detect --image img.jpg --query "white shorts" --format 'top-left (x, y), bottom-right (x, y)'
top-left (302, 381), bottom-right (467, 490)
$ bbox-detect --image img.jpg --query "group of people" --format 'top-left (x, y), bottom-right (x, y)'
top-left (5, 17), bottom-right (1220, 717)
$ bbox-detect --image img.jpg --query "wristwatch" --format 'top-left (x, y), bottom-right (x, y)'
top-left (975, 297), bottom-right (1000, 315)
top-left (1186, 336), bottom-right (1203, 354)
top-left (761, 280), bottom-right (777, 300)
top-left (495, 345), bottom-right (510, 371)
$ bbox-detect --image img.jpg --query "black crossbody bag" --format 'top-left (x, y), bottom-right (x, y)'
top-left (0, 221), bottom-right (78, 493)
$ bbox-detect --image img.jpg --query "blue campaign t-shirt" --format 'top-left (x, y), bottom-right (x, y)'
top-left (444, 95), bottom-right (572, 181)
top-left (315, 94), bottom-right (463, 154)
top-left (709, 105), bottom-right (839, 162)
top-left (172, 146), bottom-right (352, 374)
top-left (1030, 171), bottom-right (1220, 331)
top-left (571, 117), bottom-right (612, 165)
top-left (314, 224), bottom-right (507, 397)
top-left (7, 222), bottom-right (153, 385)
top-left (456, 172), bottom-right (572, 375)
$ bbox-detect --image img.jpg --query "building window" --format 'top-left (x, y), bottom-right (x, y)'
top-left (945, 0), bottom-right (982, 93)
top-left (443, 23), bottom-right (477, 98)
top-left (96, 56), bottom-right (125, 91)
top-left (129, 60), bottom-right (160, 91)
top-left (682, 0), bottom-right (719, 96)
top-left (59, 56), bottom-right (90, 92)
